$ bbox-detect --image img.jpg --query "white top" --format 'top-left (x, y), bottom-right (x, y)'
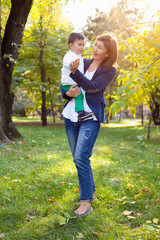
top-left (61, 50), bottom-right (84, 85)
top-left (62, 70), bottom-right (98, 122)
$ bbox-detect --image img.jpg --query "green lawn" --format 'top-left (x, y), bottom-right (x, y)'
top-left (0, 121), bottom-right (160, 239)
top-left (12, 116), bottom-right (63, 124)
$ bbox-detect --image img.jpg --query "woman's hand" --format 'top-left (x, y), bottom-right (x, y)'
top-left (66, 85), bottom-right (81, 97)
top-left (70, 58), bottom-right (80, 74)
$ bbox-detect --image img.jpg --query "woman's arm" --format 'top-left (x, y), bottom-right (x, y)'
top-left (70, 67), bottom-right (116, 92)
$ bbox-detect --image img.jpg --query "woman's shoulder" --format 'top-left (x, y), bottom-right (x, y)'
top-left (98, 65), bottom-right (116, 75)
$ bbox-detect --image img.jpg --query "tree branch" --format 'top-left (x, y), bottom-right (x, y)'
top-left (143, 56), bottom-right (160, 73)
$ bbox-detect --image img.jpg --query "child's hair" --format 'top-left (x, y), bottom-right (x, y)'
top-left (96, 34), bottom-right (118, 68)
top-left (68, 32), bottom-right (84, 45)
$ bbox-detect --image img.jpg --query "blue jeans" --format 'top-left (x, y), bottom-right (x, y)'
top-left (64, 118), bottom-right (100, 201)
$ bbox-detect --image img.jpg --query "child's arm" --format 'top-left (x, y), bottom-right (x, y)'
top-left (63, 53), bottom-right (80, 70)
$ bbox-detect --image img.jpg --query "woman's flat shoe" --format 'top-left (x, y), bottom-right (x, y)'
top-left (73, 206), bottom-right (93, 218)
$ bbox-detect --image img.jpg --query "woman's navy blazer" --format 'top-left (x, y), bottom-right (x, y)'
top-left (61, 59), bottom-right (116, 123)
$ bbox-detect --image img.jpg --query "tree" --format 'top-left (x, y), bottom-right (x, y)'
top-left (12, 0), bottom-right (72, 125)
top-left (0, 0), bottom-right (33, 142)
top-left (83, 0), bottom-right (144, 40)
top-left (110, 15), bottom-right (160, 138)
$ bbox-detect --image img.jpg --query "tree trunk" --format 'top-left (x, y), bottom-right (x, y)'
top-left (0, 0), bottom-right (33, 142)
top-left (40, 15), bottom-right (47, 126)
top-left (41, 89), bottom-right (47, 126)
top-left (141, 103), bottom-right (144, 126)
top-left (152, 95), bottom-right (160, 125)
top-left (147, 103), bottom-right (154, 140)
top-left (48, 78), bottom-right (55, 124)
top-left (148, 92), bottom-right (157, 139)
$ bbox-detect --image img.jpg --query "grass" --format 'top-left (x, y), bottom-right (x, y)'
top-left (12, 116), bottom-right (64, 124)
top-left (0, 120), bottom-right (160, 239)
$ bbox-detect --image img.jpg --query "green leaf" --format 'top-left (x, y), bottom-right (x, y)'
top-left (57, 215), bottom-right (66, 225)
top-left (63, 212), bottom-right (70, 218)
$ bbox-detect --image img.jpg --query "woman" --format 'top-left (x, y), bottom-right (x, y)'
top-left (61, 34), bottom-right (118, 217)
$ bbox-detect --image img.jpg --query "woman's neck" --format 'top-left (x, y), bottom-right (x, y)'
top-left (88, 59), bottom-right (101, 72)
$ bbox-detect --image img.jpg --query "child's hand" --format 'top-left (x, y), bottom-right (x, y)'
top-left (70, 58), bottom-right (80, 74)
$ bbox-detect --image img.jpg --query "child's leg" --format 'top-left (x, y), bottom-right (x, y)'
top-left (61, 84), bottom-right (71, 92)
top-left (61, 84), bottom-right (84, 112)
top-left (75, 91), bottom-right (84, 112)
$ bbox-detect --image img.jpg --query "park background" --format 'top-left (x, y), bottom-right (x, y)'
top-left (0, 0), bottom-right (160, 239)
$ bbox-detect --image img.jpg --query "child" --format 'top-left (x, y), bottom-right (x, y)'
top-left (61, 32), bottom-right (92, 121)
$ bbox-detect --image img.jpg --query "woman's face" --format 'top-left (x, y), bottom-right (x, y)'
top-left (92, 40), bottom-right (109, 62)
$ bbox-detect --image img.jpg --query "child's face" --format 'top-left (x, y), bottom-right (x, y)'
top-left (69, 39), bottom-right (85, 55)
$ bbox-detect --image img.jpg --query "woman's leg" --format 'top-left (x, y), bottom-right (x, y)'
top-left (64, 118), bottom-right (100, 215)
top-left (73, 120), bottom-right (100, 201)
top-left (64, 118), bottom-right (80, 156)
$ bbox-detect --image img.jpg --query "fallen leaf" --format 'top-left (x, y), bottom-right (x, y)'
top-left (121, 196), bottom-right (128, 200)
top-left (48, 197), bottom-right (55, 202)
top-left (11, 179), bottom-right (21, 182)
top-left (127, 183), bottom-right (134, 187)
top-left (26, 214), bottom-right (36, 221)
top-left (105, 151), bottom-right (109, 154)
top-left (76, 232), bottom-right (84, 239)
top-left (5, 197), bottom-right (12, 202)
top-left (150, 183), bottom-right (155, 187)
top-left (18, 228), bottom-right (24, 231)
top-left (119, 196), bottom-right (128, 201)
top-left (73, 188), bottom-right (79, 193)
top-left (127, 216), bottom-right (136, 220)
top-left (153, 218), bottom-right (159, 224)
top-left (136, 213), bottom-right (142, 216)
top-left (0, 177), bottom-right (7, 180)
top-left (92, 231), bottom-right (99, 236)
top-left (134, 193), bottom-right (142, 198)
top-left (123, 210), bottom-right (133, 215)
top-left (146, 220), bottom-right (152, 224)
top-left (61, 181), bottom-right (65, 185)
top-left (140, 160), bottom-right (146, 163)
top-left (0, 234), bottom-right (5, 239)
top-left (129, 201), bottom-right (136, 204)
top-left (57, 215), bottom-right (66, 225)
